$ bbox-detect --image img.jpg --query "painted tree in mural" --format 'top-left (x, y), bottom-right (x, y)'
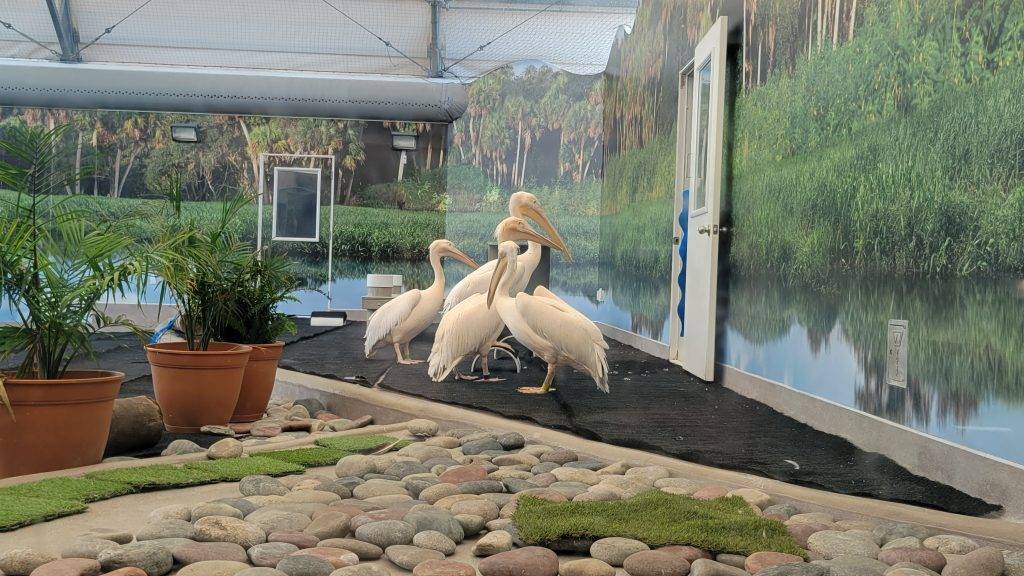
top-left (450, 65), bottom-right (604, 191)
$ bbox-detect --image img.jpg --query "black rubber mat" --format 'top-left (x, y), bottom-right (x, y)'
top-left (283, 321), bottom-right (999, 517)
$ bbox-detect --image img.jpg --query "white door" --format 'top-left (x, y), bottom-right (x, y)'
top-left (670, 16), bottom-right (728, 380)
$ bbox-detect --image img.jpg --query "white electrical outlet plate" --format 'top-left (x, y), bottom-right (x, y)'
top-left (886, 319), bottom-right (908, 388)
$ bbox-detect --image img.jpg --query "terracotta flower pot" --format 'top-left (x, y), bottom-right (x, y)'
top-left (231, 341), bottom-right (285, 423)
top-left (146, 341), bottom-right (252, 433)
top-left (0, 370), bottom-right (123, 479)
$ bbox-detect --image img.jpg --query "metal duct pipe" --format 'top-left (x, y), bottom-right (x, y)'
top-left (0, 59), bottom-right (468, 122)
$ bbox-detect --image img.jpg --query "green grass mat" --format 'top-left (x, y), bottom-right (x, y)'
top-left (0, 495), bottom-right (87, 531)
top-left (314, 434), bottom-right (404, 452)
top-left (261, 447), bottom-right (351, 467)
top-left (86, 464), bottom-right (220, 490)
top-left (0, 476), bottom-right (135, 503)
top-left (514, 490), bottom-right (806, 558)
top-left (184, 456), bottom-right (305, 481)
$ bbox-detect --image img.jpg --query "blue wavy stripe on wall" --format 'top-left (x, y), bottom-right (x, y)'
top-left (676, 188), bottom-right (688, 336)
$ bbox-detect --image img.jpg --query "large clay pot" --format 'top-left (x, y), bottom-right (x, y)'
top-left (231, 341), bottom-right (285, 423)
top-left (0, 370), bottom-right (123, 479)
top-left (146, 342), bottom-right (252, 432)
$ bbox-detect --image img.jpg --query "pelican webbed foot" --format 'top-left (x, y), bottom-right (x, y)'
top-left (517, 386), bottom-right (554, 394)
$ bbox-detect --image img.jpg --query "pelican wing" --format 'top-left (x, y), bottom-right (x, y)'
top-left (516, 292), bottom-right (610, 392)
top-left (428, 293), bottom-right (505, 382)
top-left (443, 258), bottom-right (497, 312)
top-left (532, 286), bottom-right (607, 350)
top-left (364, 289), bottom-right (421, 357)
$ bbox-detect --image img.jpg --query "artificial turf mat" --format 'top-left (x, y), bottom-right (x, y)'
top-left (315, 434), bottom-right (403, 452)
top-left (0, 495), bottom-right (87, 532)
top-left (86, 464), bottom-right (220, 490)
top-left (514, 491), bottom-right (806, 558)
top-left (262, 447), bottom-right (352, 467)
top-left (184, 456), bottom-right (304, 481)
top-left (0, 476), bottom-right (134, 503)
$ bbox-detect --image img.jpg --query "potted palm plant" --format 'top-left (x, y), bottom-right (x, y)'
top-left (145, 179), bottom-right (252, 432)
top-left (0, 124), bottom-right (146, 478)
top-left (215, 253), bottom-right (301, 422)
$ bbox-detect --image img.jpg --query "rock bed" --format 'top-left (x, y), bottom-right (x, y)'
top-left (3, 408), bottom-right (1022, 576)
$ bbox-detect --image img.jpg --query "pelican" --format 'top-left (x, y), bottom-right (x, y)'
top-left (486, 241), bottom-right (609, 394)
top-left (443, 192), bottom-right (571, 312)
top-left (428, 218), bottom-right (564, 382)
top-left (364, 239), bottom-right (478, 363)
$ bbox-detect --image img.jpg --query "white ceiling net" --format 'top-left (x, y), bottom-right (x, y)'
top-left (0, 0), bottom-right (635, 79)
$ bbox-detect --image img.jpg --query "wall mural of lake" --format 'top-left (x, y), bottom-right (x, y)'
top-left (603, 0), bottom-right (1024, 465)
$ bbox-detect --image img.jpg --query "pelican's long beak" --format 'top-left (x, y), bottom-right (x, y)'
top-left (445, 245), bottom-right (480, 270)
top-left (521, 205), bottom-right (573, 262)
top-left (486, 254), bottom-right (508, 309)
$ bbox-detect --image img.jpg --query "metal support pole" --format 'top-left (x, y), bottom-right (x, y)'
top-left (256, 154), bottom-right (265, 256)
top-left (428, 0), bottom-right (444, 77)
top-left (44, 0), bottom-right (79, 62)
top-left (326, 156), bottom-right (336, 310)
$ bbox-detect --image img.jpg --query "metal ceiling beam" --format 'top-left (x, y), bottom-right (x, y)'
top-left (0, 59), bottom-right (468, 122)
top-left (43, 0), bottom-right (79, 62)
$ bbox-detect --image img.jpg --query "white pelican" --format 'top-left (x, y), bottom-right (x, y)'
top-left (443, 192), bottom-right (571, 312)
top-left (364, 239), bottom-right (478, 363)
top-left (486, 241), bottom-right (609, 394)
top-left (428, 217), bottom-right (564, 382)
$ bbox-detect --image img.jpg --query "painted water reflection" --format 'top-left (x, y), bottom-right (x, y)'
top-left (723, 274), bottom-right (1024, 464)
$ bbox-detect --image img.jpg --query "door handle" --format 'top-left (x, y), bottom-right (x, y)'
top-left (698, 224), bottom-right (729, 235)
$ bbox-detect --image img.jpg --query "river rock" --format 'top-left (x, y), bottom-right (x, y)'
top-left (194, 516), bottom-right (267, 548)
top-left (248, 543), bottom-right (300, 567)
top-left (240, 476), bottom-right (290, 497)
top-left (558, 558), bottom-right (615, 576)
top-left (290, 548), bottom-right (358, 569)
top-left (208, 438), bottom-right (244, 459)
top-left (98, 543), bottom-right (173, 576)
top-left (437, 466), bottom-right (487, 485)
top-left (352, 481), bottom-right (409, 500)
top-left (330, 566), bottom-right (391, 576)
top-left (449, 499), bottom-right (499, 521)
top-left (335, 455), bottom-right (376, 479)
top-left (872, 523), bottom-right (933, 544)
top-left (472, 531), bottom-right (514, 557)
top-left (495, 432), bottom-right (525, 450)
top-left (622, 550), bottom-right (691, 576)
top-left (753, 564), bottom-right (825, 576)
top-left (921, 535), bottom-right (978, 555)
top-left (105, 396), bottom-right (163, 456)
top-left (275, 555), bottom-right (333, 576)
top-left (246, 510), bottom-right (312, 534)
top-left (317, 539), bottom-right (383, 560)
top-left (478, 547), bottom-right (558, 576)
top-left (2, 551), bottom-right (60, 576)
top-left (941, 547), bottom-right (1004, 576)
top-left (1004, 550), bottom-right (1024, 576)
top-left (136, 519), bottom-right (196, 541)
top-left (726, 488), bottom-right (772, 508)
top-left (807, 530), bottom-right (880, 559)
top-left (60, 539), bottom-right (120, 560)
top-left (173, 542), bottom-right (248, 565)
top-left (175, 561), bottom-right (251, 576)
top-left (269, 532), bottom-right (320, 549)
top-left (412, 559), bottom-right (475, 576)
top-left (744, 552), bottom-right (806, 573)
top-left (412, 531), bottom-right (457, 556)
top-left (27, 559), bottom-right (100, 576)
top-left (590, 538), bottom-right (650, 567)
top-left (354, 520), bottom-right (415, 548)
top-left (688, 559), bottom-right (749, 576)
top-left (877, 548), bottom-right (945, 572)
top-left (403, 509), bottom-right (465, 543)
top-left (813, 555), bottom-right (888, 576)
top-left (407, 419), bottom-right (439, 436)
top-left (384, 546), bottom-right (444, 570)
top-left (303, 512), bottom-right (350, 540)
top-left (193, 503), bottom-right (245, 522)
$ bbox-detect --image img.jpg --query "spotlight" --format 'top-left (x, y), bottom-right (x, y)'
top-left (171, 123), bottom-right (201, 143)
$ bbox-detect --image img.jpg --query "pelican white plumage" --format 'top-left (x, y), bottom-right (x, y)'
top-left (443, 192), bottom-right (570, 312)
top-left (428, 217), bottom-right (563, 381)
top-left (486, 241), bottom-right (609, 394)
top-left (364, 239), bottom-right (478, 363)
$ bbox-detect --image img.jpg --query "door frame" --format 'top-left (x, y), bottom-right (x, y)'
top-left (668, 67), bottom-right (694, 363)
top-left (668, 15), bottom-right (729, 380)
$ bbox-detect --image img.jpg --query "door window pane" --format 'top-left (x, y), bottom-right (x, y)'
top-left (274, 168), bottom-right (321, 241)
top-left (693, 59), bottom-right (712, 212)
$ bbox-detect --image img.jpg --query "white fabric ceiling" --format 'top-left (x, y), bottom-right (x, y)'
top-left (0, 0), bottom-right (636, 78)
